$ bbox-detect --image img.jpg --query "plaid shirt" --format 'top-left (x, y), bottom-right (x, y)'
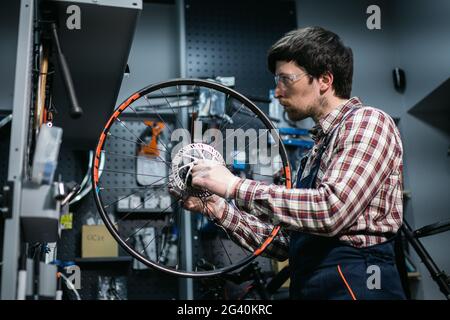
top-left (217, 97), bottom-right (404, 260)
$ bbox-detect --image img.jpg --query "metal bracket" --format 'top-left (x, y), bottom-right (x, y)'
top-left (0, 181), bottom-right (14, 219)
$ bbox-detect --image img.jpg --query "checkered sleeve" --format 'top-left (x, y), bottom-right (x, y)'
top-left (233, 108), bottom-right (402, 237)
top-left (212, 199), bottom-right (290, 261)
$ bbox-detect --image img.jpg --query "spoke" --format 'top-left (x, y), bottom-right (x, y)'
top-left (107, 132), bottom-right (169, 155)
top-left (99, 186), bottom-right (166, 190)
top-left (99, 168), bottom-right (166, 178)
top-left (101, 148), bottom-right (171, 173)
top-left (229, 160), bottom-right (285, 165)
top-left (127, 104), bottom-right (172, 154)
top-left (115, 190), bottom-right (159, 222)
top-left (157, 234), bottom-right (167, 264)
top-left (212, 113), bottom-right (259, 150)
top-left (107, 133), bottom-right (173, 167)
top-left (218, 101), bottom-right (244, 132)
top-left (101, 180), bottom-right (168, 209)
top-left (107, 132), bottom-right (145, 147)
top-left (238, 241), bottom-right (249, 256)
top-left (103, 189), bottom-right (143, 209)
top-left (190, 85), bottom-right (198, 134)
top-left (116, 118), bottom-right (147, 146)
top-left (101, 150), bottom-right (171, 166)
top-left (143, 95), bottom-right (175, 136)
top-left (176, 211), bottom-right (181, 269)
top-left (251, 172), bottom-right (280, 178)
top-left (199, 213), bottom-right (205, 242)
top-left (140, 233), bottom-right (157, 255)
top-left (230, 129), bottom-right (270, 163)
top-left (105, 124), bottom-right (172, 172)
top-left (230, 200), bottom-right (275, 247)
top-left (125, 199), bottom-right (179, 242)
top-left (159, 88), bottom-right (187, 131)
top-left (218, 236), bottom-right (233, 266)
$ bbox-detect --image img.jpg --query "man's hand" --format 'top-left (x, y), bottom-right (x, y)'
top-left (168, 183), bottom-right (227, 220)
top-left (183, 194), bottom-right (226, 220)
top-left (191, 160), bottom-right (241, 199)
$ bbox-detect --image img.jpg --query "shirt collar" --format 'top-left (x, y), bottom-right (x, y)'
top-left (311, 97), bottom-right (362, 141)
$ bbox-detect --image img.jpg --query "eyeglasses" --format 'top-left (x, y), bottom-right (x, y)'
top-left (274, 72), bottom-right (309, 87)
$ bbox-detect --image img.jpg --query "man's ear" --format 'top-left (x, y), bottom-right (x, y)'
top-left (319, 72), bottom-right (334, 93)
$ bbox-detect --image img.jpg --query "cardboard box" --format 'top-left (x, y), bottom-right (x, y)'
top-left (273, 259), bottom-right (290, 288)
top-left (82, 225), bottom-right (118, 258)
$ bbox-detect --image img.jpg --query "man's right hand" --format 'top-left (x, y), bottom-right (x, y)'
top-left (168, 186), bottom-right (226, 220)
top-left (183, 195), bottom-right (226, 220)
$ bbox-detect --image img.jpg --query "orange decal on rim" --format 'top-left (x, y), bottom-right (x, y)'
top-left (254, 165), bottom-right (290, 256)
top-left (118, 93), bottom-right (141, 112)
top-left (104, 112), bottom-right (118, 130)
top-left (284, 166), bottom-right (292, 189)
top-left (93, 134), bottom-right (106, 183)
top-left (254, 225), bottom-right (281, 256)
top-left (93, 158), bottom-right (99, 182)
top-left (94, 93), bottom-right (140, 184)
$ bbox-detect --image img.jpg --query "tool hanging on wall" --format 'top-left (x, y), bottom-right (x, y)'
top-left (136, 121), bottom-right (168, 186)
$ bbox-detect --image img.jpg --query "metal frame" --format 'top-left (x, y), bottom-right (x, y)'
top-left (1, 0), bottom-right (34, 300)
top-left (176, 0), bottom-right (193, 300)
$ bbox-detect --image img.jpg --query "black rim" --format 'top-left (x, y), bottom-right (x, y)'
top-left (92, 78), bottom-right (291, 278)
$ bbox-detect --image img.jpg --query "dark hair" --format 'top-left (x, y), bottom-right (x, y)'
top-left (268, 26), bottom-right (353, 99)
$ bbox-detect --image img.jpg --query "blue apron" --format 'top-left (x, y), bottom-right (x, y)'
top-left (289, 109), bottom-right (405, 300)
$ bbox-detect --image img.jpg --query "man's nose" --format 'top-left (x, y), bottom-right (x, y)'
top-left (274, 85), bottom-right (283, 99)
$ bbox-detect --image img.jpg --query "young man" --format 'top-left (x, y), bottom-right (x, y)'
top-left (180, 27), bottom-right (405, 300)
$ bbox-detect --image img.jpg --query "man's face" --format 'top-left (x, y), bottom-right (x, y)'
top-left (274, 61), bottom-right (320, 121)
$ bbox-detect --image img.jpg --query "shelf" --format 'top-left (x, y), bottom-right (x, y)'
top-left (408, 77), bottom-right (450, 135)
top-left (50, 1), bottom-right (142, 149)
top-left (407, 272), bottom-right (421, 280)
top-left (74, 256), bottom-right (133, 264)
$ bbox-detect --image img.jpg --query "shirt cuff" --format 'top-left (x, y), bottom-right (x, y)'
top-left (215, 201), bottom-right (238, 233)
top-left (234, 179), bottom-right (260, 213)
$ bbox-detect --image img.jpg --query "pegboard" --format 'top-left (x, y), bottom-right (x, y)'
top-left (55, 0), bottom-right (298, 299)
top-left (0, 121), bottom-right (11, 186)
top-left (0, 121), bottom-right (11, 265)
top-left (185, 0), bottom-right (296, 299)
top-left (57, 112), bottom-right (279, 299)
top-left (56, 116), bottom-right (180, 300)
top-left (99, 117), bottom-right (174, 218)
top-left (185, 0), bottom-right (297, 100)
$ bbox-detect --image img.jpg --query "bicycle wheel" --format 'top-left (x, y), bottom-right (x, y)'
top-left (92, 79), bottom-right (291, 277)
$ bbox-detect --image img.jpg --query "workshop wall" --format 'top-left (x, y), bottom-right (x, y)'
top-left (116, 2), bottom-right (181, 106)
top-left (3, 0), bottom-right (447, 300)
top-left (296, 0), bottom-right (450, 300)
top-left (57, 2), bottom-right (182, 300)
top-left (184, 0), bottom-right (297, 102)
top-left (296, 0), bottom-right (402, 118)
top-left (392, 0), bottom-right (450, 300)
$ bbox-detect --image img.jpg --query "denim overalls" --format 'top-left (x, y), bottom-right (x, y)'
top-left (289, 109), bottom-right (406, 300)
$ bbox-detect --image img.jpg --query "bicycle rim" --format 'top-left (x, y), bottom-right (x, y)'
top-left (92, 79), bottom-right (292, 277)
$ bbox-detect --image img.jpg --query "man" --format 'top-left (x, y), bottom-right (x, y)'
top-left (179, 27), bottom-right (405, 299)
